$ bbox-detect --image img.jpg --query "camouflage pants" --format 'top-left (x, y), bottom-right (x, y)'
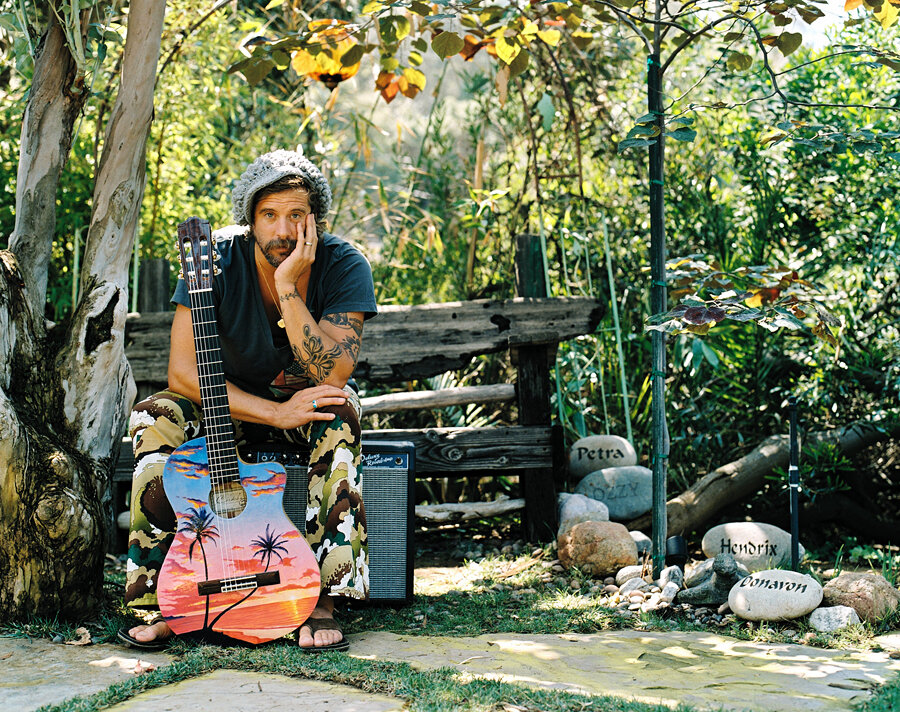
top-left (124, 388), bottom-right (368, 609)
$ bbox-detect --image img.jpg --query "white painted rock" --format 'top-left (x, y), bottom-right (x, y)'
top-left (728, 569), bottom-right (823, 621)
top-left (702, 522), bottom-right (805, 572)
top-left (568, 435), bottom-right (637, 481)
top-left (574, 466), bottom-right (652, 520)
top-left (809, 606), bottom-right (862, 633)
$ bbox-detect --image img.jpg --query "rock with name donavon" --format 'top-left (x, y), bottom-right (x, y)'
top-left (728, 569), bottom-right (822, 621)
top-left (702, 522), bottom-right (805, 572)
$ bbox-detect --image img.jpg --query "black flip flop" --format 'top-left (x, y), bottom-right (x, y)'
top-left (116, 618), bottom-right (172, 651)
top-left (298, 616), bottom-right (349, 653)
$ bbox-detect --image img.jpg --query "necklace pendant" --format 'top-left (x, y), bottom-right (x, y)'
top-left (277, 318), bottom-right (285, 329)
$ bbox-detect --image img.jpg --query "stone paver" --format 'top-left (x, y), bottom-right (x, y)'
top-left (0, 637), bottom-right (172, 712)
top-left (105, 669), bottom-right (404, 711)
top-left (348, 630), bottom-right (900, 712)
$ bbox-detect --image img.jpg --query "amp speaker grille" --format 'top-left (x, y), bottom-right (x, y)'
top-left (246, 440), bottom-right (415, 605)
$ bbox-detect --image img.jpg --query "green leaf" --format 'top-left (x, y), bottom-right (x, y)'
top-left (339, 43), bottom-right (365, 67)
top-left (537, 93), bottom-right (555, 132)
top-left (618, 137), bottom-right (656, 152)
top-left (633, 112), bottom-right (658, 124)
top-left (700, 341), bottom-right (720, 368)
top-left (777, 32), bottom-right (803, 57)
top-left (668, 127), bottom-right (697, 142)
top-left (626, 123), bottom-right (660, 139)
top-left (264, 0), bottom-right (283, 8)
top-left (362, 0), bottom-right (385, 13)
top-left (667, 116), bottom-right (694, 127)
top-left (851, 141), bottom-right (882, 154)
top-left (229, 56), bottom-right (275, 86)
top-left (410, 0), bottom-right (432, 15)
top-left (727, 52), bottom-right (753, 71)
top-left (431, 30), bottom-right (465, 59)
top-left (723, 32), bottom-right (744, 41)
top-left (379, 16), bottom-right (411, 45)
top-left (508, 47), bottom-right (530, 77)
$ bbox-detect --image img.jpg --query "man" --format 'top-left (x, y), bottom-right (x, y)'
top-left (119, 149), bottom-right (376, 652)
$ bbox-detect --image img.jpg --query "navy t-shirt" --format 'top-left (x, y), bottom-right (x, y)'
top-left (172, 225), bottom-right (377, 400)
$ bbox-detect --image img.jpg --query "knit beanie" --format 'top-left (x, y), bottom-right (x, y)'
top-left (231, 149), bottom-right (333, 226)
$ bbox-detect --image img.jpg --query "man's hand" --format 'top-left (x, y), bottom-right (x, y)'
top-left (274, 213), bottom-right (317, 293)
top-left (270, 384), bottom-right (348, 430)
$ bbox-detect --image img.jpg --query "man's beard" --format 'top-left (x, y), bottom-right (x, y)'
top-left (250, 228), bottom-right (296, 267)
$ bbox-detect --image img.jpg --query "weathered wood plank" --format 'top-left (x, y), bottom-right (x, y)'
top-left (124, 296), bottom-right (605, 385)
top-left (360, 383), bottom-right (515, 415)
top-left (113, 425), bottom-right (553, 482)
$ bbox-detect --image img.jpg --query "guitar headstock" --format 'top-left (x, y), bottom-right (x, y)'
top-left (176, 217), bottom-right (220, 292)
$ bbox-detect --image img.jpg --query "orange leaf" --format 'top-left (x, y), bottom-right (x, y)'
top-left (844, 0), bottom-right (862, 9)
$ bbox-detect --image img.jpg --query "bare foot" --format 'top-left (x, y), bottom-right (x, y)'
top-left (128, 619), bottom-right (173, 644)
top-left (298, 594), bottom-right (343, 649)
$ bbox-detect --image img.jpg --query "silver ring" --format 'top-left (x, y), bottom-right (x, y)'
top-left (312, 399), bottom-right (317, 409)
top-left (304, 241), bottom-right (313, 246)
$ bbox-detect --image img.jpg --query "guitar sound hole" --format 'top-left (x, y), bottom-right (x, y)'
top-left (210, 482), bottom-right (248, 519)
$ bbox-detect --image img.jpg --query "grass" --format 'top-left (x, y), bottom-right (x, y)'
top-left (4, 528), bottom-right (900, 711)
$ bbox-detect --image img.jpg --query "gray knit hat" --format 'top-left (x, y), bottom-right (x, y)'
top-left (232, 149), bottom-right (332, 226)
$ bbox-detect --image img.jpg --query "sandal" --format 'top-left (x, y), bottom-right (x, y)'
top-left (298, 616), bottom-right (349, 653)
top-left (116, 615), bottom-right (173, 651)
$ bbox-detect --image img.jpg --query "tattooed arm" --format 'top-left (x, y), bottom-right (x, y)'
top-left (279, 287), bottom-right (363, 386)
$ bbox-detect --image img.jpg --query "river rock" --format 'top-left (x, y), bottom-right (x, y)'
top-left (658, 565), bottom-right (684, 590)
top-left (685, 557), bottom-right (750, 588)
top-left (728, 569), bottom-right (823, 622)
top-left (630, 530), bottom-right (652, 557)
top-left (574, 466), bottom-right (652, 520)
top-left (677, 553), bottom-right (747, 606)
top-left (615, 565), bottom-right (645, 586)
top-left (702, 522), bottom-right (805, 572)
top-left (809, 605), bottom-right (862, 633)
top-left (822, 572), bottom-right (900, 623)
top-left (557, 493), bottom-right (609, 537)
top-left (568, 435), bottom-right (637, 481)
top-left (557, 521), bottom-right (638, 577)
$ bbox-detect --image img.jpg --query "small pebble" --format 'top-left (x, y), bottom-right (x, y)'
top-left (603, 584), bottom-right (619, 594)
top-left (604, 576), bottom-right (616, 586)
top-left (52, 634), bottom-right (64, 644)
top-left (569, 579), bottom-right (581, 590)
top-left (628, 603), bottom-right (641, 611)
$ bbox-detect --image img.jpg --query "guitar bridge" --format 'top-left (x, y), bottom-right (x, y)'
top-left (197, 571), bottom-right (281, 595)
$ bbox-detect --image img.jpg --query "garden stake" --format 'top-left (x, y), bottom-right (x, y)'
top-left (788, 396), bottom-right (800, 572)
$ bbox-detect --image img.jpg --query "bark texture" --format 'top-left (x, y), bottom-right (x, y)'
top-left (0, 0), bottom-right (166, 620)
top-left (7, 13), bottom-right (87, 316)
top-left (628, 420), bottom-right (899, 536)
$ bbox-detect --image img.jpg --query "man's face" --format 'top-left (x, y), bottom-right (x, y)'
top-left (251, 189), bottom-right (311, 268)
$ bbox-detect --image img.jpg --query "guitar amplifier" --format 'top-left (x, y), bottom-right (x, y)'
top-left (245, 440), bottom-right (415, 605)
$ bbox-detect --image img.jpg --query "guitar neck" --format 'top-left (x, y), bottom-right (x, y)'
top-left (187, 287), bottom-right (239, 479)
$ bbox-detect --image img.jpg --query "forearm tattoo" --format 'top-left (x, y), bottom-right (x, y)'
top-left (279, 289), bottom-right (302, 304)
top-left (292, 324), bottom-right (342, 383)
top-left (322, 312), bottom-right (363, 337)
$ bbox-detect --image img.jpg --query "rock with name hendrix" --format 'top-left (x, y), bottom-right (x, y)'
top-left (574, 466), bottom-right (652, 520)
top-left (728, 569), bottom-right (822, 621)
top-left (701, 522), bottom-right (805, 572)
top-left (568, 435), bottom-right (637, 481)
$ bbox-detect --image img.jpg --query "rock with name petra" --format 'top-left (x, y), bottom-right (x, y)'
top-left (822, 572), bottom-right (900, 623)
top-left (557, 493), bottom-right (609, 537)
top-left (701, 522), bottom-right (805, 572)
top-left (568, 435), bottom-right (637, 481)
top-left (728, 569), bottom-right (823, 621)
top-left (574, 466), bottom-right (652, 520)
top-left (808, 605), bottom-right (862, 633)
top-left (557, 521), bottom-right (638, 577)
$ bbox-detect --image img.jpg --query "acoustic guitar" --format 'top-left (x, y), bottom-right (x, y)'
top-left (157, 217), bottom-right (320, 644)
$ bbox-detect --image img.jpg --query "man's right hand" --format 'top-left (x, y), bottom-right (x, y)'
top-left (271, 384), bottom-right (349, 430)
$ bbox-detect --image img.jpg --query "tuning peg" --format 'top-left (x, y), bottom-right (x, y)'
top-left (213, 265), bottom-right (222, 276)
top-left (212, 251), bottom-right (221, 261)
top-left (177, 270), bottom-right (184, 281)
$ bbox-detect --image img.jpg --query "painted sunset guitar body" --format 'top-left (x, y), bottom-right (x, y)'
top-left (156, 217), bottom-right (320, 645)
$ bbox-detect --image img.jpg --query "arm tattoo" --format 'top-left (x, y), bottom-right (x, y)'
top-left (337, 332), bottom-right (361, 368)
top-left (322, 312), bottom-right (363, 337)
top-left (279, 289), bottom-right (302, 303)
top-left (291, 324), bottom-right (342, 383)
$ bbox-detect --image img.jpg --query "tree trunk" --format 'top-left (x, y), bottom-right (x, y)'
top-left (7, 11), bottom-right (88, 316)
top-left (0, 0), bottom-right (166, 621)
top-left (627, 420), bottom-right (900, 537)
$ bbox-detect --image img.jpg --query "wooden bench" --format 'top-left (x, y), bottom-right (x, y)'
top-left (114, 237), bottom-right (605, 544)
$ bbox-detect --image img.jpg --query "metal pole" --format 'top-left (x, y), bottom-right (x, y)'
top-left (788, 396), bottom-right (800, 571)
top-left (648, 52), bottom-right (668, 578)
